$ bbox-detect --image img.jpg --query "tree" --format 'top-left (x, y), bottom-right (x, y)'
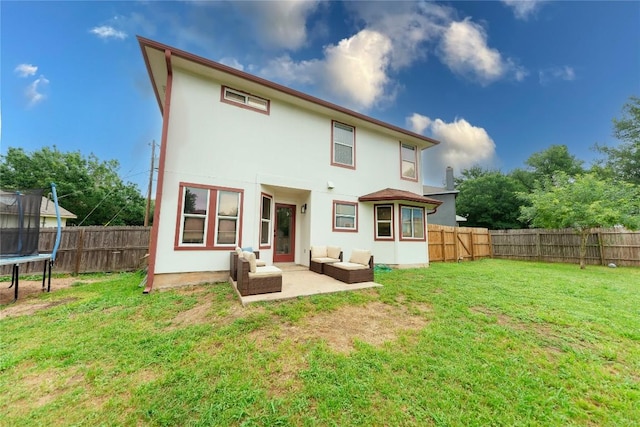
top-left (593, 96), bottom-right (640, 185)
top-left (519, 172), bottom-right (640, 269)
top-left (0, 146), bottom-right (146, 226)
top-left (524, 144), bottom-right (584, 182)
top-left (455, 167), bottom-right (528, 229)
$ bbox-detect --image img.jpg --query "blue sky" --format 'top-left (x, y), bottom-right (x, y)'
top-left (2, 1), bottom-right (639, 192)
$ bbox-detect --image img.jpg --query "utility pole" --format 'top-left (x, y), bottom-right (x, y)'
top-left (144, 141), bottom-right (156, 227)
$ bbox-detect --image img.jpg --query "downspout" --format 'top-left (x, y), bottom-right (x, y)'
top-left (144, 48), bottom-right (173, 294)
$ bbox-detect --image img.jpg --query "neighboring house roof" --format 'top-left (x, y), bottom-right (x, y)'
top-left (138, 36), bottom-right (441, 151)
top-left (359, 188), bottom-right (442, 207)
top-left (40, 197), bottom-right (77, 219)
top-left (456, 215), bottom-right (467, 222)
top-left (422, 185), bottom-right (459, 196)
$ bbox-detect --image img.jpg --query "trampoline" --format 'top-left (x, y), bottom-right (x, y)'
top-left (0, 183), bottom-right (62, 302)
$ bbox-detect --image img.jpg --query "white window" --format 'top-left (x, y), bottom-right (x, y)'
top-left (334, 201), bottom-right (357, 231)
top-left (375, 205), bottom-right (394, 240)
top-left (332, 121), bottom-right (355, 168)
top-left (180, 187), bottom-right (209, 245)
top-left (401, 143), bottom-right (417, 180)
top-left (222, 86), bottom-right (269, 113)
top-left (176, 184), bottom-right (243, 249)
top-left (215, 191), bottom-right (241, 246)
top-left (400, 205), bottom-right (425, 240)
top-left (260, 194), bottom-right (272, 247)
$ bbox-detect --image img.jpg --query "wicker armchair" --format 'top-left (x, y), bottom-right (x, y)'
top-left (324, 250), bottom-right (374, 284)
top-left (236, 256), bottom-right (282, 296)
top-left (230, 249), bottom-right (265, 281)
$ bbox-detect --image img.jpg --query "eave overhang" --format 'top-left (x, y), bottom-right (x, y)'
top-left (359, 188), bottom-right (443, 208)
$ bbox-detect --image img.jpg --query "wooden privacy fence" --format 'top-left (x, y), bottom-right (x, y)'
top-left (428, 224), bottom-right (492, 262)
top-left (0, 226), bottom-right (151, 275)
top-left (490, 228), bottom-right (640, 267)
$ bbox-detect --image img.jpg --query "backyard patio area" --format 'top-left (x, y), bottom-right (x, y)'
top-left (232, 263), bottom-right (381, 305)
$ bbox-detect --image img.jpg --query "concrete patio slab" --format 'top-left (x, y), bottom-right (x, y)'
top-left (234, 263), bottom-right (381, 305)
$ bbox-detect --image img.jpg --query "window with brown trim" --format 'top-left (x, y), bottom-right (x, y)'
top-left (221, 86), bottom-right (270, 114)
top-left (375, 204), bottom-right (394, 240)
top-left (260, 193), bottom-right (272, 248)
top-left (400, 143), bottom-right (418, 181)
top-left (332, 121), bottom-right (355, 168)
top-left (333, 200), bottom-right (358, 232)
top-left (399, 205), bottom-right (425, 240)
top-left (176, 183), bottom-right (243, 249)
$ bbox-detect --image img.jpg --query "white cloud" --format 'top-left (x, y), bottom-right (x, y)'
top-left (322, 30), bottom-right (394, 109)
top-left (408, 113), bottom-right (496, 184)
top-left (25, 75), bottom-right (50, 107)
top-left (345, 1), bottom-right (452, 70)
top-left (502, 0), bottom-right (545, 20)
top-left (237, 0), bottom-right (322, 50)
top-left (90, 25), bottom-right (127, 40)
top-left (260, 29), bottom-right (394, 110)
top-left (407, 113), bottom-right (432, 135)
top-left (15, 63), bottom-right (38, 77)
top-left (439, 18), bottom-right (522, 85)
top-left (539, 65), bottom-right (576, 85)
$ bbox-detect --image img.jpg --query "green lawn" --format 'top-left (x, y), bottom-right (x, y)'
top-left (1, 259), bottom-right (639, 426)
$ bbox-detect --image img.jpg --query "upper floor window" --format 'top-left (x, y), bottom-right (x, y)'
top-left (333, 201), bottom-right (358, 232)
top-left (176, 183), bottom-right (243, 249)
top-left (375, 204), bottom-right (394, 240)
top-left (401, 143), bottom-right (418, 181)
top-left (332, 121), bottom-right (355, 168)
top-left (221, 86), bottom-right (270, 114)
top-left (400, 205), bottom-right (425, 241)
top-left (260, 193), bottom-right (272, 248)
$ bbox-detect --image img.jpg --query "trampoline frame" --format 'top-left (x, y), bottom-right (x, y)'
top-left (1, 183), bottom-right (62, 302)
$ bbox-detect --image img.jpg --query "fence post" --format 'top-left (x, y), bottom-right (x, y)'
top-left (441, 229), bottom-right (446, 261)
top-left (597, 231), bottom-right (605, 266)
top-left (454, 227), bottom-right (459, 261)
top-left (74, 228), bottom-right (85, 275)
top-left (488, 231), bottom-right (493, 259)
top-left (536, 231), bottom-right (541, 262)
top-left (470, 231), bottom-right (476, 260)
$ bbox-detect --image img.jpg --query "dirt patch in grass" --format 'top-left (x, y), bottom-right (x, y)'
top-left (255, 301), bottom-right (430, 354)
top-left (0, 297), bottom-right (79, 320)
top-left (0, 276), bottom-right (102, 307)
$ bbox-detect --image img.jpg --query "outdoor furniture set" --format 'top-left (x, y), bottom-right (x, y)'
top-left (233, 248), bottom-right (282, 296)
top-left (310, 245), bottom-right (374, 284)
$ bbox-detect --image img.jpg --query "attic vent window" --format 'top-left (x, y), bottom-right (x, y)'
top-left (221, 86), bottom-right (270, 114)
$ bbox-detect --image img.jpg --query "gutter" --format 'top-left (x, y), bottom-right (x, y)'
top-left (144, 48), bottom-right (173, 294)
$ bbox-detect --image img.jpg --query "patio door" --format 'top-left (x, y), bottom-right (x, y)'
top-left (274, 204), bottom-right (295, 262)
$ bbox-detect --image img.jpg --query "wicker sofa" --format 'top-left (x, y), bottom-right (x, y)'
top-left (309, 245), bottom-right (343, 274)
top-left (236, 252), bottom-right (282, 296)
top-left (323, 249), bottom-right (374, 284)
top-left (230, 248), bottom-right (266, 281)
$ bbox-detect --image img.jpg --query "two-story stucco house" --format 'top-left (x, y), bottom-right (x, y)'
top-left (138, 37), bottom-right (442, 292)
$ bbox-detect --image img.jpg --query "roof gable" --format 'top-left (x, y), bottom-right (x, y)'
top-left (138, 36), bottom-right (441, 150)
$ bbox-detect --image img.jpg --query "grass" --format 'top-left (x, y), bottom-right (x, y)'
top-left (1, 259), bottom-right (638, 426)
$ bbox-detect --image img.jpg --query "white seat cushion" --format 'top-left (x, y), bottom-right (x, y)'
top-left (327, 246), bottom-right (341, 259)
top-left (349, 249), bottom-right (371, 266)
top-left (331, 261), bottom-right (368, 271)
top-left (243, 251), bottom-right (257, 273)
top-left (311, 257), bottom-right (340, 264)
top-left (311, 245), bottom-right (328, 258)
top-left (249, 265), bottom-right (282, 278)
top-left (256, 259), bottom-right (267, 267)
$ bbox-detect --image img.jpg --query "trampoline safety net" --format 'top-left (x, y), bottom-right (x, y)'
top-left (0, 188), bottom-right (44, 257)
